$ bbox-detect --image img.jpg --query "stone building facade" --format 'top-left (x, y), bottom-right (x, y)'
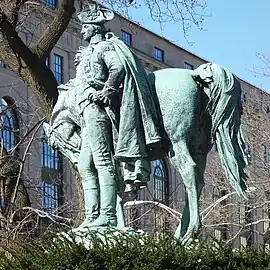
top-left (0, 1), bottom-right (270, 247)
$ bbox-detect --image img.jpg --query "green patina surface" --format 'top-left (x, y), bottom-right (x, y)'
top-left (44, 3), bottom-right (248, 244)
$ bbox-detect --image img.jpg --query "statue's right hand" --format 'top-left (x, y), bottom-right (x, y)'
top-left (88, 92), bottom-right (98, 103)
top-left (88, 91), bottom-right (111, 106)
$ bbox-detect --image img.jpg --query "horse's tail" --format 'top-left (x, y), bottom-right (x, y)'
top-left (194, 64), bottom-right (248, 199)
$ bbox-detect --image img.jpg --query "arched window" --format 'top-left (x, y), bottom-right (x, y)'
top-left (41, 128), bottom-right (61, 170)
top-left (40, 128), bottom-right (62, 213)
top-left (0, 97), bottom-right (17, 151)
top-left (42, 182), bottom-right (60, 213)
top-left (153, 159), bottom-right (169, 203)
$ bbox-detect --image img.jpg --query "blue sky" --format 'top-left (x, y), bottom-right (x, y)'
top-left (127, 0), bottom-right (270, 91)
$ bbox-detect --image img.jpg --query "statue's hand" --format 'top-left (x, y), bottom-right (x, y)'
top-left (89, 90), bottom-right (112, 106)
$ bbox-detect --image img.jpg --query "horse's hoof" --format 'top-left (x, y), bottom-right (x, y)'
top-left (181, 229), bottom-right (200, 247)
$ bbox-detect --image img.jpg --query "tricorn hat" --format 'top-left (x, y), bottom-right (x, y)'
top-left (77, 2), bottom-right (114, 25)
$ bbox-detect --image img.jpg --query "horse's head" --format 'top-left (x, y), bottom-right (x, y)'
top-left (43, 121), bottom-right (81, 166)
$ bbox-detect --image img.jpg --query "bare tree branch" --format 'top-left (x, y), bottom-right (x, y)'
top-left (32, 0), bottom-right (76, 59)
top-left (9, 118), bottom-right (45, 219)
top-left (95, 0), bottom-right (209, 40)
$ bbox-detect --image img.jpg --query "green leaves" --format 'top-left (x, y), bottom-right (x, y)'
top-left (1, 233), bottom-right (270, 270)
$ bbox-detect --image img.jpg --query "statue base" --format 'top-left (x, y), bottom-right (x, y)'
top-left (57, 226), bottom-right (146, 250)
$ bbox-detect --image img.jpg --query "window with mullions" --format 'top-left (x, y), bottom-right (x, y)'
top-left (42, 182), bottom-right (60, 213)
top-left (240, 93), bottom-right (246, 104)
top-left (53, 54), bottom-right (63, 85)
top-left (43, 0), bottom-right (57, 9)
top-left (0, 196), bottom-right (4, 208)
top-left (184, 62), bottom-right (194, 70)
top-left (244, 143), bottom-right (252, 164)
top-left (0, 98), bottom-right (17, 151)
top-left (41, 129), bottom-right (61, 170)
top-left (120, 30), bottom-right (132, 46)
top-left (154, 47), bottom-right (164, 62)
top-left (153, 159), bottom-right (169, 202)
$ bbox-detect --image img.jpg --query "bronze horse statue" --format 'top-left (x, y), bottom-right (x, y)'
top-left (44, 63), bottom-right (247, 243)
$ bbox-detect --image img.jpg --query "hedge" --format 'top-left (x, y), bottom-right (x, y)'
top-left (0, 233), bottom-right (270, 270)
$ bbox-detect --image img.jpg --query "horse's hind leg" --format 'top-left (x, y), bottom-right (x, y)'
top-left (170, 141), bottom-right (206, 243)
top-left (182, 153), bottom-right (206, 243)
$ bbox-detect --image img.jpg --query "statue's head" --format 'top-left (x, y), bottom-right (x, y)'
top-left (77, 3), bottom-right (114, 42)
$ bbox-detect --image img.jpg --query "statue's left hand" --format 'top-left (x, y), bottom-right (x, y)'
top-left (89, 90), bottom-right (112, 106)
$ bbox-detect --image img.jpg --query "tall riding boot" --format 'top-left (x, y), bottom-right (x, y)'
top-left (87, 182), bottom-right (117, 227)
top-left (74, 181), bottom-right (100, 230)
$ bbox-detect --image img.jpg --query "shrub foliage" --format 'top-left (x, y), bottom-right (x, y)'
top-left (0, 233), bottom-right (270, 270)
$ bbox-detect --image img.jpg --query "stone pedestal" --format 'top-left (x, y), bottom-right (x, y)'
top-left (57, 226), bottom-right (146, 249)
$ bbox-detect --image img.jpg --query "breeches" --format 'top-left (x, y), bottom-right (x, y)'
top-left (77, 104), bottom-right (115, 186)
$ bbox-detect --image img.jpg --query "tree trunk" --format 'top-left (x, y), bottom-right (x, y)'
top-left (0, 147), bottom-right (30, 224)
